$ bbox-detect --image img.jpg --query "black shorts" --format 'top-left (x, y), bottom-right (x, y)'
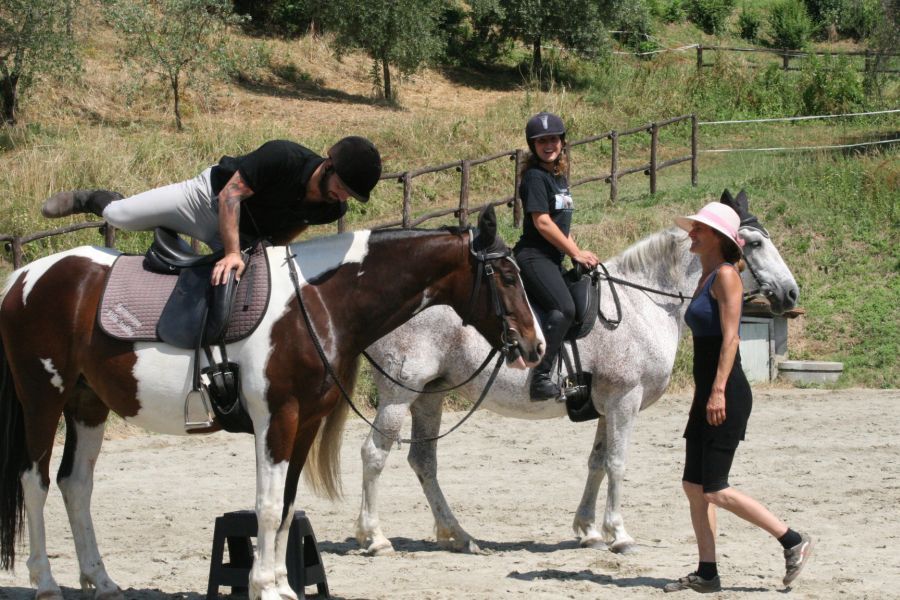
top-left (682, 437), bottom-right (737, 493)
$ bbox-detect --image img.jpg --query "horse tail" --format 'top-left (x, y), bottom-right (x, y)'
top-left (0, 337), bottom-right (27, 570)
top-left (303, 383), bottom-right (350, 501)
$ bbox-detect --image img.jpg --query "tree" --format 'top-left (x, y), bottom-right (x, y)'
top-left (0, 0), bottom-right (77, 125)
top-left (499, 0), bottom-right (607, 75)
top-left (328, 0), bottom-right (445, 102)
top-left (103, 0), bottom-right (241, 130)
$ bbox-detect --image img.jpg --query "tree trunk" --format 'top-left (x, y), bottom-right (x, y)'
top-left (0, 73), bottom-right (19, 125)
top-left (382, 57), bottom-right (392, 101)
top-left (532, 36), bottom-right (542, 76)
top-left (172, 73), bottom-right (182, 131)
top-left (66, 0), bottom-right (74, 37)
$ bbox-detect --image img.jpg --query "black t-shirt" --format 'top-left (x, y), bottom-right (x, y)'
top-left (514, 167), bottom-right (574, 262)
top-left (210, 140), bottom-right (347, 241)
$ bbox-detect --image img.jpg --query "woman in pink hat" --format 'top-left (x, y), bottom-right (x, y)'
top-left (664, 199), bottom-right (812, 593)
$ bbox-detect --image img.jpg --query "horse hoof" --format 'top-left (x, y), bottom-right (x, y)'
top-left (580, 538), bottom-right (608, 550)
top-left (365, 542), bottom-right (395, 556)
top-left (439, 538), bottom-right (483, 554)
top-left (609, 541), bottom-right (638, 554)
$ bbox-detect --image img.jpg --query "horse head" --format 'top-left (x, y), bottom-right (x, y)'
top-left (720, 189), bottom-right (799, 314)
top-left (462, 206), bottom-right (544, 368)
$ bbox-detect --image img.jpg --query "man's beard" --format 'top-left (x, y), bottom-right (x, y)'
top-left (319, 165), bottom-right (335, 200)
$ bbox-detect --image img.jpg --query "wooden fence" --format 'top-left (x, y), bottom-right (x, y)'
top-left (1, 114), bottom-right (697, 269)
top-left (696, 45), bottom-right (900, 74)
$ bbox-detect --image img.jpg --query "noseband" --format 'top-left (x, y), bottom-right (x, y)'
top-left (463, 231), bottom-right (521, 359)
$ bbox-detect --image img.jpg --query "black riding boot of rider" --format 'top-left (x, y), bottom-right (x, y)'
top-left (530, 309), bottom-right (571, 401)
top-left (41, 189), bottom-right (123, 219)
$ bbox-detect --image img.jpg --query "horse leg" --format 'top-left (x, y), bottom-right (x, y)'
top-left (56, 385), bottom-right (122, 600)
top-left (3, 351), bottom-right (76, 600)
top-left (356, 399), bottom-right (411, 555)
top-left (600, 389), bottom-right (643, 554)
top-left (251, 408), bottom-right (325, 600)
top-left (572, 416), bottom-right (609, 549)
top-left (407, 394), bottom-right (480, 554)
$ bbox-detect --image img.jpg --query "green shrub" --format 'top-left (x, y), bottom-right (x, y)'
top-left (737, 8), bottom-right (763, 41)
top-left (664, 0), bottom-right (688, 23)
top-left (769, 0), bottom-right (814, 48)
top-left (687, 0), bottom-right (736, 34)
top-left (800, 53), bottom-right (865, 113)
top-left (837, 0), bottom-right (880, 40)
top-left (802, 0), bottom-right (844, 24)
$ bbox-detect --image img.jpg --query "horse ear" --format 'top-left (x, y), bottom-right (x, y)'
top-left (477, 205), bottom-right (497, 245)
top-left (720, 188), bottom-right (743, 215)
top-left (735, 189), bottom-right (750, 215)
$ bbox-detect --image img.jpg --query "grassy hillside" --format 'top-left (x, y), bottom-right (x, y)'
top-left (1, 10), bottom-right (897, 389)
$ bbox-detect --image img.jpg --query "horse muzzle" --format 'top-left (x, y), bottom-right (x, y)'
top-left (502, 328), bottom-right (542, 370)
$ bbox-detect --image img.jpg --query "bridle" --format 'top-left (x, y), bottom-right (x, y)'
top-left (737, 219), bottom-right (770, 301)
top-left (286, 228), bottom-right (524, 445)
top-left (461, 232), bottom-right (523, 359)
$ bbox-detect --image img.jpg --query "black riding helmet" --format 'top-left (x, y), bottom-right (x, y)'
top-left (525, 112), bottom-right (566, 155)
top-left (328, 136), bottom-right (382, 202)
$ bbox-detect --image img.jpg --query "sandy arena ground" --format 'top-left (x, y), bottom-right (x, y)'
top-left (1, 388), bottom-right (897, 600)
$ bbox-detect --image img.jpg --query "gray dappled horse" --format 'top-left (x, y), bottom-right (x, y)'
top-left (356, 190), bottom-right (799, 555)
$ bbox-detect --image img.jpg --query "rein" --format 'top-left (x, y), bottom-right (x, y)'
top-left (284, 231), bottom-right (514, 445)
top-left (592, 233), bottom-right (764, 328)
top-left (593, 262), bottom-right (689, 329)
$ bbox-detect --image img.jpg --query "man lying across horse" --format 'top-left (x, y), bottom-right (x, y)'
top-left (42, 136), bottom-right (382, 285)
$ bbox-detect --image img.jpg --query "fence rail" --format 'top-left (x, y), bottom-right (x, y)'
top-left (2, 114), bottom-right (697, 270)
top-left (696, 45), bottom-right (900, 74)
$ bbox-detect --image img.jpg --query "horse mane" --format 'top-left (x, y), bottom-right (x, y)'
top-left (612, 227), bottom-right (689, 280)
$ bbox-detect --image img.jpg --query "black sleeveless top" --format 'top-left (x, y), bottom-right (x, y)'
top-left (683, 265), bottom-right (752, 448)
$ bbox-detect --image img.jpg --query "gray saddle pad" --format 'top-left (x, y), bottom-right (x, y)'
top-left (98, 245), bottom-right (270, 343)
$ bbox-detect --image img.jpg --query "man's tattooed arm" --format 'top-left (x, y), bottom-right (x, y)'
top-left (212, 170), bottom-right (254, 285)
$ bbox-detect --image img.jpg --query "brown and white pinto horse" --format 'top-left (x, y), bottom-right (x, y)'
top-left (0, 207), bottom-right (543, 600)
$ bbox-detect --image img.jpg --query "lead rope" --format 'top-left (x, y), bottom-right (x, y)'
top-left (285, 246), bottom-right (506, 446)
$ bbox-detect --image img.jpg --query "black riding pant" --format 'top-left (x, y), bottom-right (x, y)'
top-left (682, 437), bottom-right (737, 493)
top-left (515, 247), bottom-right (574, 374)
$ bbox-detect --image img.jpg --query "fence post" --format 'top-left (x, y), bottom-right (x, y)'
top-left (457, 160), bottom-right (470, 228)
top-left (691, 114), bottom-right (698, 187)
top-left (696, 45), bottom-right (703, 70)
top-left (609, 131), bottom-right (618, 203)
top-left (782, 50), bottom-right (790, 70)
top-left (402, 173), bottom-right (412, 228)
top-left (337, 216), bottom-right (345, 233)
top-left (513, 150), bottom-right (523, 228)
top-left (10, 238), bottom-right (23, 270)
top-left (649, 122), bottom-right (659, 195)
top-left (102, 223), bottom-right (116, 248)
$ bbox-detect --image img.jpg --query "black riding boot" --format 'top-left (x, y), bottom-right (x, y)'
top-left (41, 189), bottom-right (123, 219)
top-left (530, 309), bottom-right (571, 401)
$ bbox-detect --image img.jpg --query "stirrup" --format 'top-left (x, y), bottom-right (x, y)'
top-left (184, 388), bottom-right (215, 430)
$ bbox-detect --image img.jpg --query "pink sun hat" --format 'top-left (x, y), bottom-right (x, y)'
top-left (675, 202), bottom-right (745, 251)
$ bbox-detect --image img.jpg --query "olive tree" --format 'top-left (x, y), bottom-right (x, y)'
top-left (499, 0), bottom-right (607, 74)
top-left (0, 0), bottom-right (77, 124)
top-left (328, 0), bottom-right (445, 102)
top-left (102, 0), bottom-right (241, 130)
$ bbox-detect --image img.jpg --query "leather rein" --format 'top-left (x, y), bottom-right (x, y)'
top-left (284, 231), bottom-right (519, 445)
top-left (592, 223), bottom-right (767, 329)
